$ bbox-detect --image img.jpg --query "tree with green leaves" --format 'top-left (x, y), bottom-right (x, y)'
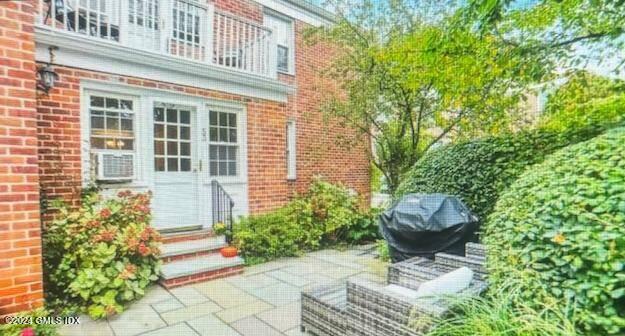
top-left (464, 0), bottom-right (625, 73)
top-left (309, 0), bottom-right (543, 193)
top-left (539, 70), bottom-right (625, 130)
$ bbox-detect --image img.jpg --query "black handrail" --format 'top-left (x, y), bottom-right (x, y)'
top-left (211, 180), bottom-right (234, 244)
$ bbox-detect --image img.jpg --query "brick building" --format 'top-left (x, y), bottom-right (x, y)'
top-left (0, 0), bottom-right (370, 315)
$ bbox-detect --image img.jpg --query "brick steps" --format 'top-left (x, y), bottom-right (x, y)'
top-left (160, 236), bottom-right (228, 263)
top-left (160, 254), bottom-right (245, 288)
top-left (158, 229), bottom-right (244, 288)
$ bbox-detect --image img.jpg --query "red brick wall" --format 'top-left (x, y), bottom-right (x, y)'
top-left (36, 9), bottom-right (370, 217)
top-left (0, 0), bottom-right (44, 316)
top-left (37, 69), bottom-right (291, 214)
top-left (288, 21), bottom-right (371, 202)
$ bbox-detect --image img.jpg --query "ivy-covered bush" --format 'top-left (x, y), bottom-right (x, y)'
top-left (396, 125), bottom-right (608, 220)
top-left (485, 127), bottom-right (625, 335)
top-left (0, 309), bottom-right (59, 336)
top-left (44, 190), bottom-right (162, 319)
top-left (234, 179), bottom-right (379, 264)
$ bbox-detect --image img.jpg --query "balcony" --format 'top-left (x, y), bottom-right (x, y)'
top-left (36, 0), bottom-right (277, 79)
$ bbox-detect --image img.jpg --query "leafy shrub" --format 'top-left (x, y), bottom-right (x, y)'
top-left (345, 208), bottom-right (381, 244)
top-left (396, 125), bottom-right (607, 220)
top-left (44, 190), bottom-right (162, 319)
top-left (234, 179), bottom-right (379, 264)
top-left (234, 207), bottom-right (311, 265)
top-left (376, 239), bottom-right (390, 262)
top-left (425, 281), bottom-right (577, 336)
top-left (485, 127), bottom-right (625, 335)
top-left (0, 309), bottom-right (59, 336)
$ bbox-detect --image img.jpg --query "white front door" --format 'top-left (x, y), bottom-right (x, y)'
top-left (151, 103), bottom-right (200, 231)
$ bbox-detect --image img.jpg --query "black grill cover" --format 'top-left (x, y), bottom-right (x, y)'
top-left (380, 194), bottom-right (479, 262)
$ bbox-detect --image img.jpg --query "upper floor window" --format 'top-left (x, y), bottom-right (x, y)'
top-left (264, 13), bottom-right (294, 74)
top-left (89, 95), bottom-right (135, 151)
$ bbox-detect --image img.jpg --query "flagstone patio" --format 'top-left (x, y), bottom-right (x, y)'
top-left (60, 245), bottom-right (387, 336)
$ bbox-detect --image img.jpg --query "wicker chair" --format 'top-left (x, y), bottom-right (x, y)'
top-left (301, 282), bottom-right (349, 336)
top-left (346, 265), bottom-right (487, 336)
top-left (301, 243), bottom-right (488, 336)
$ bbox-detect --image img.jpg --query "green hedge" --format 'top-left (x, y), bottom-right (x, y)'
top-left (485, 127), bottom-right (625, 335)
top-left (395, 125), bottom-right (608, 220)
top-left (234, 179), bottom-right (380, 264)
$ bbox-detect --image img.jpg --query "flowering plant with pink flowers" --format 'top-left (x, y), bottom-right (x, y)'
top-left (43, 189), bottom-right (161, 319)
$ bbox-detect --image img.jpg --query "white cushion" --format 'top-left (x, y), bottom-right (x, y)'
top-left (386, 284), bottom-right (422, 299)
top-left (415, 267), bottom-right (473, 298)
top-left (385, 267), bottom-right (474, 303)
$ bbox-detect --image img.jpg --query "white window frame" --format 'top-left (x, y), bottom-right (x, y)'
top-left (84, 90), bottom-right (140, 185)
top-left (208, 109), bottom-right (242, 178)
top-left (286, 119), bottom-right (296, 180)
top-left (87, 92), bottom-right (137, 153)
top-left (264, 10), bottom-right (296, 75)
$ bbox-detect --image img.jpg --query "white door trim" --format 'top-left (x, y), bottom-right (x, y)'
top-left (80, 80), bottom-right (250, 228)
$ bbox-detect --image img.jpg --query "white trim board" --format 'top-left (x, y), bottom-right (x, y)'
top-left (256, 0), bottom-right (334, 26)
top-left (36, 28), bottom-right (296, 103)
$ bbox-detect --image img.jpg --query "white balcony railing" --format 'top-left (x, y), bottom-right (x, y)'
top-left (37, 0), bottom-right (276, 78)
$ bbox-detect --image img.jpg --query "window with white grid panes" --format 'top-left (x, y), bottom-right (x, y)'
top-left (89, 95), bottom-right (135, 151)
top-left (209, 110), bottom-right (238, 177)
top-left (154, 107), bottom-right (192, 172)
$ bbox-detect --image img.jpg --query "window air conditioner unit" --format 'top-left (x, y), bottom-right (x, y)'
top-left (96, 152), bottom-right (135, 182)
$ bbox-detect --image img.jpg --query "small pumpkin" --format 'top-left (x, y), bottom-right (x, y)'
top-left (220, 246), bottom-right (238, 258)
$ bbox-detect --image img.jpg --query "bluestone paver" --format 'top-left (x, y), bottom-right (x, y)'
top-left (187, 314), bottom-right (242, 336)
top-left (231, 316), bottom-right (283, 336)
top-left (141, 323), bottom-right (199, 336)
top-left (247, 282), bottom-right (302, 306)
top-left (226, 273), bottom-right (280, 291)
top-left (266, 270), bottom-right (313, 287)
top-left (151, 298), bottom-right (185, 313)
top-left (215, 299), bottom-right (274, 323)
top-left (169, 286), bottom-right (211, 306)
top-left (193, 280), bottom-right (258, 308)
top-left (256, 301), bottom-right (301, 332)
top-left (159, 301), bottom-right (221, 325)
top-left (107, 303), bottom-right (166, 336)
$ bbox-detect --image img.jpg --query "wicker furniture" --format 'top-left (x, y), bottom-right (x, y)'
top-left (346, 265), bottom-right (486, 336)
top-left (300, 243), bottom-right (488, 336)
top-left (301, 282), bottom-right (349, 336)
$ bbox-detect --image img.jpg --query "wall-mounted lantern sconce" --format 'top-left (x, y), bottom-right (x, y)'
top-left (37, 46), bottom-right (59, 94)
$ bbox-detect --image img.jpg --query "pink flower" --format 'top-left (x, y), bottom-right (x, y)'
top-left (100, 208), bottom-right (111, 219)
top-left (138, 243), bottom-right (151, 256)
top-left (21, 328), bottom-right (35, 336)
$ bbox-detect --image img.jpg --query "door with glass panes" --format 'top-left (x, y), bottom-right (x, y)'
top-left (151, 103), bottom-right (199, 231)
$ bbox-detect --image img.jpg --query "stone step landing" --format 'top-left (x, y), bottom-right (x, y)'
top-left (160, 228), bottom-right (215, 244)
top-left (160, 236), bottom-right (228, 263)
top-left (158, 229), bottom-right (244, 288)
